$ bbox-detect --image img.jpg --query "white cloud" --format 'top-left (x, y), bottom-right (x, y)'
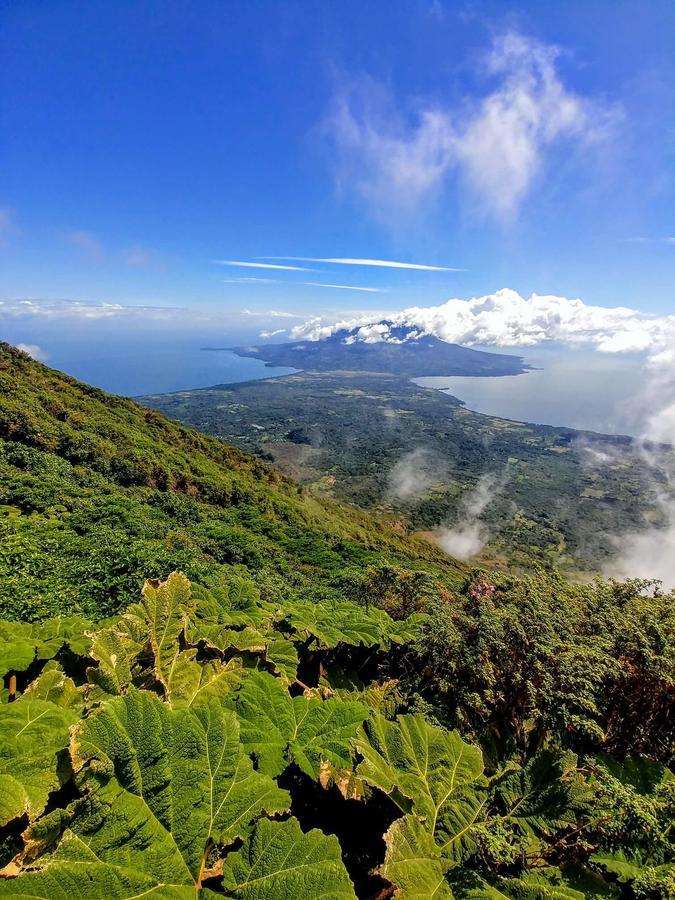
top-left (241, 308), bottom-right (301, 318)
top-left (264, 257), bottom-right (463, 271)
top-left (291, 287), bottom-right (675, 354)
top-left (435, 474), bottom-right (504, 561)
top-left (387, 448), bottom-right (449, 500)
top-left (260, 328), bottom-right (287, 338)
top-left (223, 277), bottom-right (280, 284)
top-left (0, 298), bottom-right (185, 321)
top-left (64, 229), bottom-right (104, 260)
top-left (605, 328), bottom-right (675, 588)
top-left (213, 260), bottom-right (311, 271)
top-left (301, 282), bottom-right (386, 293)
top-left (324, 31), bottom-right (618, 221)
top-left (15, 343), bottom-right (48, 362)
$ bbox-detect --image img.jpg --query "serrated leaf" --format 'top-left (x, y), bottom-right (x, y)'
top-left (22, 666), bottom-right (82, 710)
top-left (355, 713), bottom-right (486, 862)
top-left (169, 653), bottom-right (246, 708)
top-left (233, 671), bottom-right (367, 779)
top-left (0, 698), bottom-right (78, 825)
top-left (380, 815), bottom-right (453, 898)
top-left (189, 580), bottom-right (269, 634)
top-left (0, 617), bottom-right (92, 678)
top-left (0, 621), bottom-right (36, 677)
top-left (493, 750), bottom-right (587, 841)
top-left (85, 621), bottom-right (142, 697)
top-left (221, 816), bottom-right (356, 898)
top-left (138, 572), bottom-right (194, 692)
top-left (595, 753), bottom-right (673, 794)
top-left (284, 600), bottom-right (382, 648)
top-left (264, 636), bottom-right (298, 683)
top-left (3, 689), bottom-right (289, 896)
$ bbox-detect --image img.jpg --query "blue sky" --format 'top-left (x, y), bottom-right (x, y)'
top-left (1, 0), bottom-right (674, 330)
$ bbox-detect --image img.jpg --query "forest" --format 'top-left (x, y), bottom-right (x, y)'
top-left (0, 343), bottom-right (672, 898)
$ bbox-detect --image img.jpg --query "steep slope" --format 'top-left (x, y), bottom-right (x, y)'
top-left (0, 343), bottom-right (461, 621)
top-left (0, 342), bottom-right (672, 899)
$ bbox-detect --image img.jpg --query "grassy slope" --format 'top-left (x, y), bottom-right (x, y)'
top-left (0, 343), bottom-right (462, 621)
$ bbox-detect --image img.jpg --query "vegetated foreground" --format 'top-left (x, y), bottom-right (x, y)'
top-left (0, 343), bottom-right (673, 898)
top-left (141, 370), bottom-right (668, 574)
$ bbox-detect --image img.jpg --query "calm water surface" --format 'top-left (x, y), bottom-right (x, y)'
top-left (414, 349), bottom-right (648, 437)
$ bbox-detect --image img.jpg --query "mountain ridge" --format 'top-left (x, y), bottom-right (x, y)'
top-left (217, 324), bottom-right (528, 377)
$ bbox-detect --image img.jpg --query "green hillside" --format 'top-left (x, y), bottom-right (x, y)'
top-left (0, 342), bottom-right (461, 621)
top-left (0, 342), bottom-right (672, 898)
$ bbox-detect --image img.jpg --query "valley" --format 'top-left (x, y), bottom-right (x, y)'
top-left (141, 369), bottom-right (667, 574)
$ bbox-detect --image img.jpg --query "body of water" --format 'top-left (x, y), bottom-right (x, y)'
top-left (414, 349), bottom-right (648, 437)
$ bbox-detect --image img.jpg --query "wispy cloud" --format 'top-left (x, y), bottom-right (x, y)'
top-left (323, 31), bottom-right (618, 222)
top-left (260, 328), bottom-right (287, 338)
top-left (301, 282), bottom-right (386, 293)
top-left (241, 308), bottom-right (302, 318)
top-left (623, 236), bottom-right (675, 245)
top-left (265, 256), bottom-right (462, 271)
top-left (213, 260), bottom-right (312, 271)
top-left (63, 229), bottom-right (104, 260)
top-left (223, 277), bottom-right (280, 284)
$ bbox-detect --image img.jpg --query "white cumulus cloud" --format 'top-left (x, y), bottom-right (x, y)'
top-left (291, 287), bottom-right (674, 355)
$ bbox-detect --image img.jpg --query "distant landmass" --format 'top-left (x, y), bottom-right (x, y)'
top-left (206, 323), bottom-right (528, 377)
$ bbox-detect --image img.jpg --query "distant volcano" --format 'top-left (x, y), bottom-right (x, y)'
top-left (214, 322), bottom-right (528, 377)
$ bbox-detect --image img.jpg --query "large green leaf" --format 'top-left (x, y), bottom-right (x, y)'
top-left (264, 636), bottom-right (298, 683)
top-left (232, 671), bottom-right (367, 779)
top-left (22, 664), bottom-right (83, 710)
top-left (379, 815), bottom-right (452, 898)
top-left (3, 688), bottom-right (288, 895)
top-left (284, 600), bottom-right (384, 648)
top-left (134, 571), bottom-right (194, 695)
top-left (0, 621), bottom-right (39, 677)
top-left (189, 579), bottom-right (270, 635)
top-left (0, 698), bottom-right (78, 826)
top-left (168, 653), bottom-right (246, 708)
top-left (492, 751), bottom-right (588, 841)
top-left (355, 713), bottom-right (486, 862)
top-left (85, 620), bottom-right (141, 697)
top-left (221, 816), bottom-right (356, 898)
top-left (0, 617), bottom-right (92, 678)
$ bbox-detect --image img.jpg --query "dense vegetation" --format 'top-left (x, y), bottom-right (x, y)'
top-left (0, 343), bottom-right (461, 621)
top-left (0, 343), bottom-right (672, 897)
top-left (0, 570), bottom-right (672, 897)
top-left (142, 371), bottom-right (667, 573)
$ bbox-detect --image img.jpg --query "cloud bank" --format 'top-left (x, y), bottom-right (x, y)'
top-left (292, 288), bottom-right (674, 355)
top-left (324, 32), bottom-right (618, 221)
top-left (607, 329), bottom-right (675, 588)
